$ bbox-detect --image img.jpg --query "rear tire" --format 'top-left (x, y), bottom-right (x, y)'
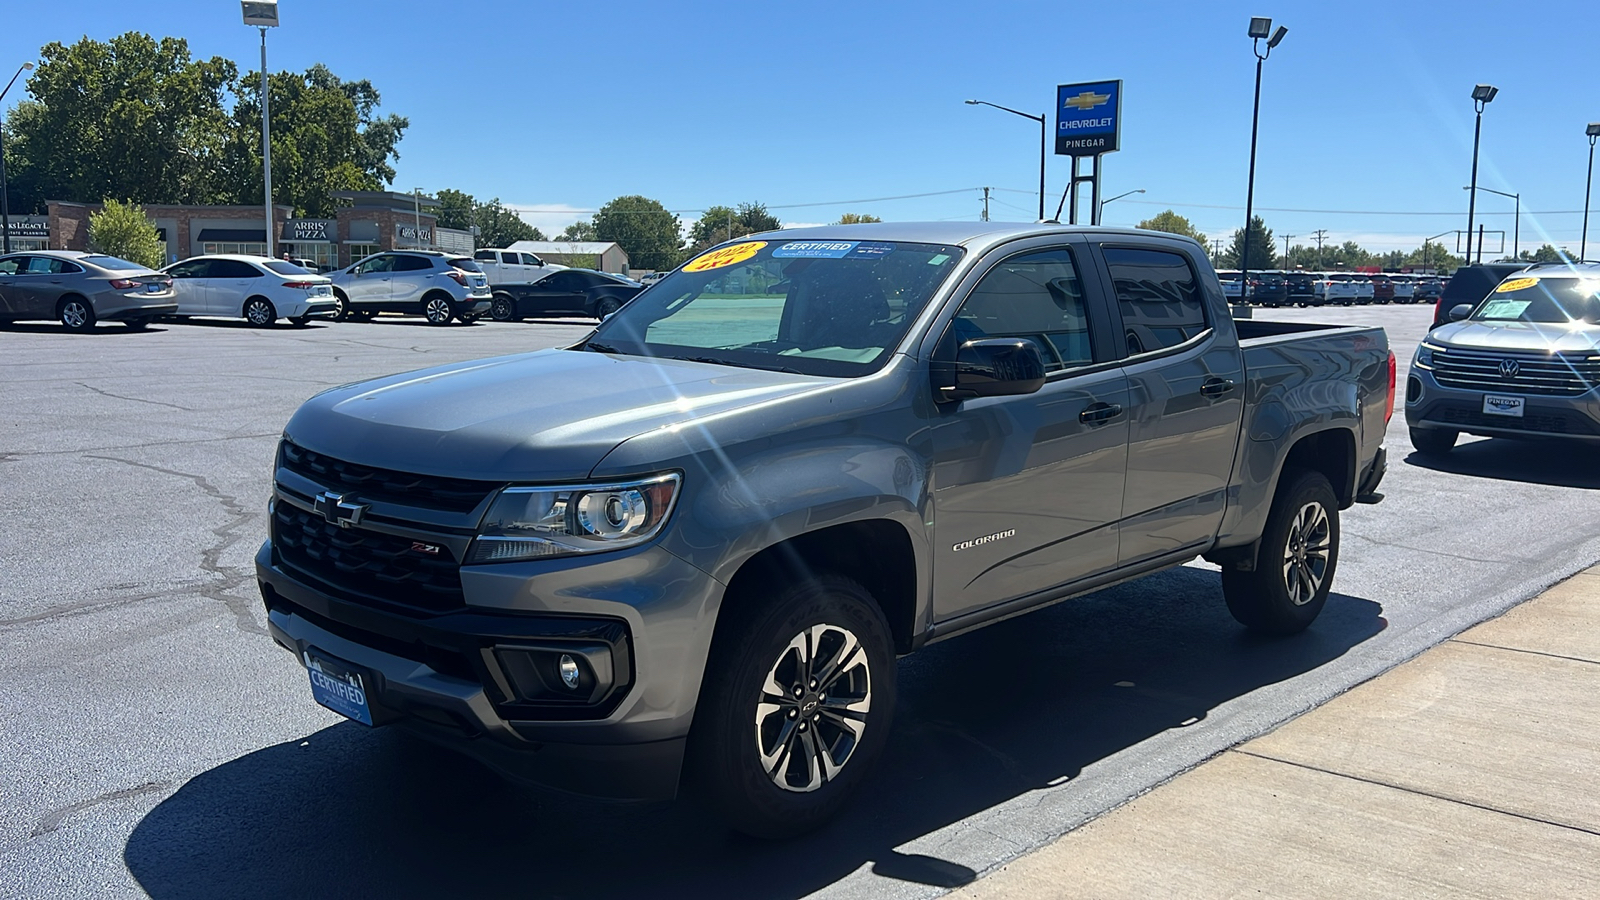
top-left (289, 315), bottom-right (312, 326)
top-left (423, 295), bottom-right (454, 325)
top-left (244, 297), bottom-right (277, 327)
top-left (123, 317), bottom-right (152, 331)
top-left (596, 296), bottom-right (622, 319)
top-left (1409, 426), bottom-right (1458, 456)
top-left (59, 297), bottom-right (96, 333)
top-left (689, 574), bottom-right (896, 839)
top-left (490, 294), bottom-right (519, 322)
top-left (1221, 470), bottom-right (1339, 635)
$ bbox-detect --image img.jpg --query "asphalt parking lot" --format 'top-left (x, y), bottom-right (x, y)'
top-left (3, 305), bottom-right (1599, 900)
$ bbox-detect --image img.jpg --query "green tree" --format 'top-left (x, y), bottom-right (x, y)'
top-left (435, 188), bottom-right (474, 230)
top-left (222, 64), bottom-right (408, 216)
top-left (474, 199), bottom-right (544, 247)
top-left (835, 213), bottom-right (882, 224)
top-left (1516, 244), bottom-right (1573, 264)
top-left (560, 220), bottom-right (599, 241)
top-left (686, 202), bottom-right (782, 255)
top-left (736, 202), bottom-right (780, 233)
top-left (1219, 216), bottom-right (1276, 269)
top-left (593, 195), bottom-right (683, 270)
top-left (1136, 209), bottom-right (1206, 245)
top-left (4, 33), bottom-right (237, 211)
top-left (87, 199), bottom-right (164, 269)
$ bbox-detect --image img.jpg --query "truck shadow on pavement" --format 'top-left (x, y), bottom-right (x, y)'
top-left (124, 566), bottom-right (1384, 900)
top-left (1404, 437), bottom-right (1600, 490)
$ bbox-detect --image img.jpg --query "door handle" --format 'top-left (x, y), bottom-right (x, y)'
top-left (1200, 378), bottom-right (1237, 398)
top-left (1079, 402), bottom-right (1123, 425)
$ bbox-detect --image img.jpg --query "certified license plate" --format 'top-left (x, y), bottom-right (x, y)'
top-left (1483, 394), bottom-right (1525, 417)
top-left (304, 649), bottom-right (374, 725)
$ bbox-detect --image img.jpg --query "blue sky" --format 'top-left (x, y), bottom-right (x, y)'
top-left (6, 0), bottom-right (1600, 255)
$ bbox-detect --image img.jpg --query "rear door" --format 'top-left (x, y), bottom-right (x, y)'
top-left (209, 259), bottom-right (265, 315)
top-left (928, 239), bottom-right (1130, 623)
top-left (389, 254), bottom-right (434, 308)
top-left (1093, 242), bottom-right (1245, 567)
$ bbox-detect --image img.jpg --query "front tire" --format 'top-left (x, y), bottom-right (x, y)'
top-left (332, 290), bottom-right (351, 322)
top-left (244, 297), bottom-right (277, 327)
top-left (690, 574), bottom-right (895, 839)
top-left (1222, 470), bottom-right (1339, 635)
top-left (60, 297), bottom-right (96, 333)
top-left (1410, 426), bottom-right (1458, 456)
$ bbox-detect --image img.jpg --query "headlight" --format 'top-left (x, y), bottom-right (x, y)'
top-left (467, 473), bottom-right (681, 564)
top-left (1415, 342), bottom-right (1442, 369)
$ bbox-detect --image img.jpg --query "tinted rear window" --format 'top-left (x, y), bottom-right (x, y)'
top-left (81, 254), bottom-right (144, 271)
top-left (448, 258), bottom-right (483, 273)
top-left (265, 261), bottom-right (310, 276)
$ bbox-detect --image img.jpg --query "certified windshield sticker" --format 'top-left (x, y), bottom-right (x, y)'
top-left (773, 241), bottom-right (859, 259)
top-left (684, 241), bottom-right (767, 272)
top-left (1479, 299), bottom-right (1532, 319)
top-left (1495, 276), bottom-right (1539, 294)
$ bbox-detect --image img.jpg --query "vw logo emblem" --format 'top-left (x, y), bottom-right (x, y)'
top-left (1498, 359), bottom-right (1521, 379)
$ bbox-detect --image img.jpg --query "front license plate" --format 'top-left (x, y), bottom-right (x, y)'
top-left (1483, 394), bottom-right (1525, 417)
top-left (304, 649), bottom-right (374, 725)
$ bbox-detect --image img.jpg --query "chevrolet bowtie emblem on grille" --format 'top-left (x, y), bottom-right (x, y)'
top-left (1062, 91), bottom-right (1111, 111)
top-left (313, 491), bottom-right (367, 528)
top-left (1498, 359), bottom-right (1521, 378)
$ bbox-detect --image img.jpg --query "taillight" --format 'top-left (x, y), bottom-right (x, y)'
top-left (109, 278), bottom-right (140, 289)
top-left (445, 271), bottom-right (468, 286)
top-left (281, 281), bottom-right (318, 289)
top-left (1384, 351), bottom-right (1396, 424)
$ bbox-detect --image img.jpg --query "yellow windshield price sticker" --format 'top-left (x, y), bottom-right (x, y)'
top-left (1495, 276), bottom-right (1539, 293)
top-left (684, 241), bottom-right (766, 272)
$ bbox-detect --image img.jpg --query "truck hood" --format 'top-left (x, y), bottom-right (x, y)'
top-left (1430, 319), bottom-right (1600, 354)
top-left (284, 349), bottom-right (831, 482)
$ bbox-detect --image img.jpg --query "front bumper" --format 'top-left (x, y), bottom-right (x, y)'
top-left (1405, 367), bottom-right (1600, 442)
top-left (255, 538), bottom-right (720, 800)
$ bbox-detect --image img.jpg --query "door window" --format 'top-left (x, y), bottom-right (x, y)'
top-left (501, 252), bottom-right (519, 264)
top-left (23, 257), bottom-right (68, 274)
top-left (213, 259), bottom-right (263, 278)
top-left (543, 271), bottom-right (581, 291)
top-left (520, 253), bottom-right (543, 266)
top-left (167, 260), bottom-right (207, 278)
top-left (393, 255), bottom-right (433, 272)
top-left (0, 257), bottom-right (21, 275)
top-left (1103, 247), bottom-right (1208, 356)
top-left (951, 248), bottom-right (1094, 371)
top-left (356, 255), bottom-right (396, 275)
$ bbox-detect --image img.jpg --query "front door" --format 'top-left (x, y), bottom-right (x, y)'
top-left (0, 256), bottom-right (22, 317)
top-left (164, 259), bottom-right (211, 315)
top-left (929, 245), bottom-right (1129, 623)
top-left (345, 255), bottom-right (394, 307)
top-left (1097, 244), bottom-right (1245, 566)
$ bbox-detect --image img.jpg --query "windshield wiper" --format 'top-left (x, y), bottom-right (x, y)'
top-left (585, 340), bottom-right (620, 353)
top-left (667, 354), bottom-right (807, 375)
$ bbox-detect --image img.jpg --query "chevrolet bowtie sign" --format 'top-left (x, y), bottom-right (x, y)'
top-left (1056, 80), bottom-right (1122, 156)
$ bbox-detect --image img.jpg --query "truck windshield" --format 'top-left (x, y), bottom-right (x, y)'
top-left (1473, 276), bottom-right (1600, 324)
top-left (587, 239), bottom-right (964, 377)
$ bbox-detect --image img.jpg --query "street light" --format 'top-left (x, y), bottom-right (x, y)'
top-left (1583, 123), bottom-right (1600, 264)
top-left (1465, 83), bottom-right (1497, 265)
top-left (965, 99), bottom-right (1046, 221)
top-left (0, 60), bottom-right (34, 255)
top-left (243, 1), bottom-right (279, 258)
top-left (1100, 188), bottom-right (1145, 221)
top-left (1424, 229), bottom-right (1455, 274)
top-left (1239, 16), bottom-right (1287, 303)
top-left (1463, 185), bottom-right (1518, 260)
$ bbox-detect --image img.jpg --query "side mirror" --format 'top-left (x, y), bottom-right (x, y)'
top-left (941, 338), bottom-right (1047, 400)
top-left (1448, 303), bottom-right (1473, 322)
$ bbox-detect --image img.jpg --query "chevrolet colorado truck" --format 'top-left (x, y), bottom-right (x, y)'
top-left (257, 223), bottom-right (1391, 837)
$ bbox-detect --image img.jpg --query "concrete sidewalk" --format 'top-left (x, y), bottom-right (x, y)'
top-left (953, 566), bottom-right (1600, 899)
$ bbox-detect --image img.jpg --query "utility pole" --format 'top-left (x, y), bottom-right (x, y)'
top-left (1212, 237), bottom-right (1223, 265)
top-left (982, 187), bottom-right (991, 222)
top-left (1311, 229), bottom-right (1328, 269)
top-left (1281, 233), bottom-right (1294, 269)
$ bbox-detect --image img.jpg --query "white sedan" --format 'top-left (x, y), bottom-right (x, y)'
top-left (160, 255), bottom-right (339, 326)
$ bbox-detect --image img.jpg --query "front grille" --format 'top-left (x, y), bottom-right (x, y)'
top-left (1429, 403), bottom-right (1600, 436)
top-left (280, 440), bottom-right (498, 513)
top-left (1432, 348), bottom-right (1600, 397)
top-left (273, 503), bottom-right (465, 613)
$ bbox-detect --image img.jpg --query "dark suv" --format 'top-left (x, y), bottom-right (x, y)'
top-left (1431, 263), bottom-right (1530, 329)
top-left (1286, 272), bottom-right (1318, 307)
top-left (1252, 271), bottom-right (1289, 307)
top-left (1369, 273), bottom-right (1396, 305)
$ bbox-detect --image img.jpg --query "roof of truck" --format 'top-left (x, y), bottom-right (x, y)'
top-left (739, 221), bottom-right (1202, 250)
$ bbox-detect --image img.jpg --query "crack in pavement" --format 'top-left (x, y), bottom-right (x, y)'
top-left (85, 454), bottom-right (267, 636)
top-left (1343, 530), bottom-right (1516, 565)
top-left (29, 782), bottom-right (173, 838)
top-left (0, 580), bottom-right (220, 629)
top-left (0, 431), bottom-right (281, 460)
top-left (75, 381), bottom-right (194, 412)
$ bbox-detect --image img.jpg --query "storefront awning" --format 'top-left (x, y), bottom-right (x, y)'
top-left (196, 228), bottom-right (266, 243)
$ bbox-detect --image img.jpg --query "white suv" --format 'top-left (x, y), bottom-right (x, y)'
top-left (328, 251), bottom-right (492, 324)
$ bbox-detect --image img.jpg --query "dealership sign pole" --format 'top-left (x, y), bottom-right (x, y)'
top-left (1053, 80), bottom-right (1121, 225)
top-left (242, 2), bottom-right (279, 259)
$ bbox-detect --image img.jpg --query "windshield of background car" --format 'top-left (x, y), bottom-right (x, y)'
top-left (1472, 276), bottom-right (1600, 324)
top-left (588, 239), bottom-right (964, 377)
top-left (448, 257), bottom-right (483, 273)
top-left (81, 254), bottom-right (144, 271)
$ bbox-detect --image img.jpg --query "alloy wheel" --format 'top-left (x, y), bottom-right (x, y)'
top-left (61, 301), bottom-right (91, 330)
top-left (754, 623), bottom-right (872, 793)
top-left (245, 299), bottom-right (274, 326)
top-left (1282, 500), bottom-right (1332, 606)
top-left (425, 297), bottom-right (452, 324)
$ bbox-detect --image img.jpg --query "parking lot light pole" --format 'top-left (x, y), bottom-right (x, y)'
top-left (1465, 83), bottom-right (1498, 265)
top-left (1099, 188), bottom-right (1145, 222)
top-left (242, 2), bottom-right (279, 259)
top-left (1424, 229), bottom-right (1455, 274)
top-left (0, 60), bottom-right (34, 255)
top-left (1241, 17), bottom-right (1287, 303)
top-left (965, 100), bottom-right (1046, 221)
top-left (1464, 185), bottom-right (1518, 260)
top-left (1583, 123), bottom-right (1600, 263)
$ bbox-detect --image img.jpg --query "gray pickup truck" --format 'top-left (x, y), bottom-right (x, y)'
top-left (257, 223), bottom-right (1391, 837)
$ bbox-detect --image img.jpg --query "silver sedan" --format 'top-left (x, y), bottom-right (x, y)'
top-left (0, 250), bottom-right (176, 333)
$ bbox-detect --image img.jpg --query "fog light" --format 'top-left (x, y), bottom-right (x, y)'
top-left (558, 654), bottom-right (581, 690)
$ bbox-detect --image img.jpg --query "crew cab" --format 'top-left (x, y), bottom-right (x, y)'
top-left (473, 248), bottom-right (565, 287)
top-left (257, 223), bottom-right (1391, 838)
top-left (1406, 263), bottom-right (1600, 454)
